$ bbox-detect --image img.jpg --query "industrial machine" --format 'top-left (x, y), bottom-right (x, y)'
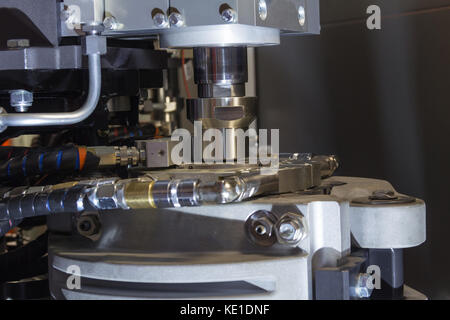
top-left (0, 0), bottom-right (426, 300)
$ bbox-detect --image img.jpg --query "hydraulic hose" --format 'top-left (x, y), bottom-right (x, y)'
top-left (0, 147), bottom-right (100, 181)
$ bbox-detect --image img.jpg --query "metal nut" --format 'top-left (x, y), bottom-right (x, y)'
top-left (298, 6), bottom-right (306, 26)
top-left (275, 212), bottom-right (306, 246)
top-left (153, 12), bottom-right (168, 28)
top-left (77, 215), bottom-right (101, 237)
top-left (258, 0), bottom-right (268, 21)
top-left (103, 16), bottom-right (121, 30)
top-left (94, 183), bottom-right (118, 210)
top-left (221, 8), bottom-right (236, 23)
top-left (81, 35), bottom-right (107, 56)
top-left (245, 210), bottom-right (278, 247)
top-left (169, 12), bottom-right (184, 27)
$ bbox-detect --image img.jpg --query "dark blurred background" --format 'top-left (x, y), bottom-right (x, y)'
top-left (256, 0), bottom-right (450, 299)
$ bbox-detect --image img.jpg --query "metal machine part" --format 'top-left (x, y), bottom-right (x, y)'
top-left (0, 154), bottom-right (329, 218)
top-left (193, 47), bottom-right (248, 98)
top-left (140, 85), bottom-right (180, 135)
top-left (0, 0), bottom-right (428, 301)
top-left (0, 48), bottom-right (103, 131)
top-left (86, 146), bottom-right (142, 167)
top-left (187, 46), bottom-right (257, 161)
top-left (60, 0), bottom-right (321, 46)
top-left (46, 177), bottom-right (425, 300)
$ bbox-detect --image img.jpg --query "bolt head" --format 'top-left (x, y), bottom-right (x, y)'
top-left (275, 212), bottom-right (306, 246)
top-left (169, 12), bottom-right (184, 27)
top-left (298, 6), bottom-right (306, 26)
top-left (279, 222), bottom-right (297, 240)
top-left (221, 8), bottom-right (236, 23)
top-left (103, 16), bottom-right (120, 30)
top-left (10, 90), bottom-right (33, 112)
top-left (258, 0), bottom-right (268, 21)
top-left (77, 215), bottom-right (101, 238)
top-left (153, 12), bottom-right (168, 28)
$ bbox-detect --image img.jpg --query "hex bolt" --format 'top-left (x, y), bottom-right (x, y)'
top-left (169, 12), bottom-right (184, 27)
top-left (258, 0), bottom-right (268, 21)
top-left (298, 6), bottom-right (306, 26)
top-left (153, 12), bottom-right (168, 28)
top-left (103, 16), bottom-right (120, 30)
top-left (10, 90), bottom-right (33, 113)
top-left (77, 215), bottom-right (101, 238)
top-left (275, 213), bottom-right (306, 246)
top-left (221, 8), bottom-right (236, 23)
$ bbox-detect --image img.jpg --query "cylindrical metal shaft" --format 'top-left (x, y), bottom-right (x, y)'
top-left (193, 47), bottom-right (248, 98)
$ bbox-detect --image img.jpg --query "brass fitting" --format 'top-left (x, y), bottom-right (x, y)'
top-left (123, 181), bottom-right (156, 209)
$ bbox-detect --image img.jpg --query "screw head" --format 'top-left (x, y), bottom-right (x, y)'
top-left (153, 12), bottom-right (169, 28)
top-left (103, 16), bottom-right (120, 30)
top-left (221, 8), bottom-right (236, 23)
top-left (169, 12), bottom-right (184, 27)
top-left (298, 6), bottom-right (306, 26)
top-left (258, 0), bottom-right (268, 21)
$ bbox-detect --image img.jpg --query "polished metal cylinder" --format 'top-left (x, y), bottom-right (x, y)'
top-left (194, 47), bottom-right (248, 98)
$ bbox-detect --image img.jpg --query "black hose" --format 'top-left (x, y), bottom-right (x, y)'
top-left (0, 184), bottom-right (90, 237)
top-left (0, 185), bottom-right (88, 223)
top-left (0, 146), bottom-right (100, 182)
